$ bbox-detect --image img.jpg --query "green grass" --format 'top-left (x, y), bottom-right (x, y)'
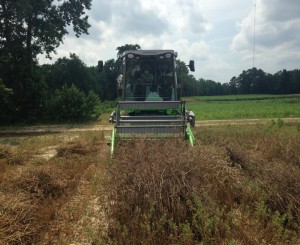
top-left (94, 101), bottom-right (117, 124)
top-left (184, 94), bottom-right (300, 120)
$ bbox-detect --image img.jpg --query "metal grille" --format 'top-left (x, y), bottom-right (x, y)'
top-left (115, 100), bottom-right (187, 138)
top-left (118, 101), bottom-right (182, 110)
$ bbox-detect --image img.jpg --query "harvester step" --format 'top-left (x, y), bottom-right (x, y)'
top-left (118, 101), bottom-right (183, 110)
top-left (117, 125), bottom-right (184, 128)
top-left (120, 116), bottom-right (182, 120)
top-left (116, 124), bottom-right (184, 134)
top-left (119, 119), bottom-right (184, 123)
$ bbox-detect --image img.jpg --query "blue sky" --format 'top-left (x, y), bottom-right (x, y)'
top-left (38, 0), bottom-right (300, 83)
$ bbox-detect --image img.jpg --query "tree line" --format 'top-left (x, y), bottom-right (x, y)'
top-left (0, 52), bottom-right (119, 124)
top-left (0, 1), bottom-right (299, 124)
top-left (1, 48), bottom-right (299, 124)
top-left (183, 68), bottom-right (300, 97)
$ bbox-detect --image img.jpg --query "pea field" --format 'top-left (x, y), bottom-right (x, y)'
top-left (185, 94), bottom-right (300, 120)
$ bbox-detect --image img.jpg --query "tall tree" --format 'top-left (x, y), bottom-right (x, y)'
top-left (229, 76), bottom-right (238, 94)
top-left (103, 59), bottom-right (119, 100)
top-left (235, 68), bottom-right (269, 94)
top-left (0, 0), bottom-right (91, 119)
top-left (0, 78), bottom-right (13, 123)
top-left (116, 44), bottom-right (141, 59)
top-left (44, 53), bottom-right (92, 93)
top-left (0, 0), bottom-right (91, 63)
top-left (290, 69), bottom-right (300, 93)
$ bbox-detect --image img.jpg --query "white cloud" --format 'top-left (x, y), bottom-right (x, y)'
top-left (38, 0), bottom-right (300, 83)
top-left (231, 0), bottom-right (300, 74)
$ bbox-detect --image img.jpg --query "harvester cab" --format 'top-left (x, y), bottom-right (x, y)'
top-left (98, 50), bottom-right (195, 155)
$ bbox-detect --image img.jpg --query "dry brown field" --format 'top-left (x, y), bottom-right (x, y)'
top-left (1, 122), bottom-right (300, 244)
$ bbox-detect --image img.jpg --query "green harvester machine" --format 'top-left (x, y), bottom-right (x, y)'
top-left (98, 50), bottom-right (196, 155)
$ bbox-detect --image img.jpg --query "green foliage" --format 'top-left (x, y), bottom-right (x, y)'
top-left (186, 94), bottom-right (300, 120)
top-left (43, 54), bottom-right (94, 94)
top-left (186, 193), bottom-right (233, 243)
top-left (0, 79), bottom-right (13, 102)
top-left (0, 0), bottom-right (91, 60)
top-left (0, 79), bottom-right (14, 123)
top-left (233, 67), bottom-right (270, 94)
top-left (183, 67), bottom-right (300, 97)
top-left (1, 28), bottom-right (299, 124)
top-left (0, 0), bottom-right (91, 123)
top-left (103, 59), bottom-right (119, 100)
top-left (116, 44), bottom-right (141, 58)
top-left (45, 84), bottom-right (100, 122)
top-left (253, 199), bottom-right (298, 241)
top-left (267, 118), bottom-right (285, 129)
top-left (191, 93), bottom-right (300, 101)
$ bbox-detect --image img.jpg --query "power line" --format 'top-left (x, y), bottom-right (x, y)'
top-left (253, 0), bottom-right (257, 68)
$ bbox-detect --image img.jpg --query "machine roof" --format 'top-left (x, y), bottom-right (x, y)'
top-left (122, 50), bottom-right (176, 57)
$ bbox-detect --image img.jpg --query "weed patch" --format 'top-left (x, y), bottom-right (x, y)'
top-left (107, 125), bottom-right (300, 244)
top-left (107, 139), bottom-right (242, 244)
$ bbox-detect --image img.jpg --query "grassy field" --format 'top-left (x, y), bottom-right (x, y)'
top-left (184, 94), bottom-right (300, 120)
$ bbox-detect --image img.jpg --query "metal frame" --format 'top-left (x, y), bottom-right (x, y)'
top-left (110, 100), bottom-right (195, 156)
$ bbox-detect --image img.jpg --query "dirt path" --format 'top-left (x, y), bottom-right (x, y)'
top-left (0, 125), bottom-right (113, 136)
top-left (196, 117), bottom-right (300, 126)
top-left (1, 118), bottom-right (300, 136)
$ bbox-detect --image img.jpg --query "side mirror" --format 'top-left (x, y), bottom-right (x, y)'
top-left (97, 60), bottom-right (103, 72)
top-left (117, 74), bottom-right (123, 90)
top-left (189, 60), bottom-right (195, 72)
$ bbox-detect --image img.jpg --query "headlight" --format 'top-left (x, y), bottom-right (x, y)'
top-left (165, 53), bottom-right (171, 58)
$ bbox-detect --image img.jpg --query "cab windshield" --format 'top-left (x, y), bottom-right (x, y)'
top-left (124, 54), bottom-right (175, 101)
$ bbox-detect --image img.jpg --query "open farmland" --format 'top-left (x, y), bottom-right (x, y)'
top-left (185, 94), bottom-right (300, 120)
top-left (1, 121), bottom-right (300, 244)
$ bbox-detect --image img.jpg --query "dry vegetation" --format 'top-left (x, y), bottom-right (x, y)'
top-left (1, 122), bottom-right (300, 244)
top-left (0, 131), bottom-right (109, 244)
top-left (107, 122), bottom-right (300, 244)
